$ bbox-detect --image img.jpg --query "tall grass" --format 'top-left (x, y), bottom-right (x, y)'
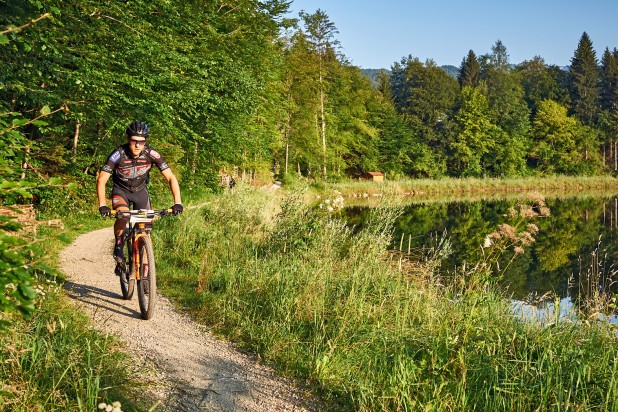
top-left (0, 220), bottom-right (157, 412)
top-left (154, 185), bottom-right (618, 411)
top-left (0, 291), bottom-right (151, 411)
top-left (323, 175), bottom-right (618, 203)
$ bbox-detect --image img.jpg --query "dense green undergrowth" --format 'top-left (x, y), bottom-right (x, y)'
top-left (154, 185), bottom-right (618, 411)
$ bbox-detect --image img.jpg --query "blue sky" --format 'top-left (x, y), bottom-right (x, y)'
top-left (286, 0), bottom-right (618, 69)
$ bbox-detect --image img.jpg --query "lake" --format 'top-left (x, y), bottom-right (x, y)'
top-left (342, 193), bottom-right (618, 324)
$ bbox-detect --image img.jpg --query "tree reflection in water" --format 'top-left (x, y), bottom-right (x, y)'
top-left (342, 194), bottom-right (618, 323)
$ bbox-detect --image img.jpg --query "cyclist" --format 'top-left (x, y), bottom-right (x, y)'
top-left (96, 121), bottom-right (183, 268)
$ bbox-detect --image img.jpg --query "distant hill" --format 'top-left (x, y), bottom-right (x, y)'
top-left (441, 65), bottom-right (459, 79)
top-left (361, 66), bottom-right (460, 84)
top-left (361, 68), bottom-right (387, 86)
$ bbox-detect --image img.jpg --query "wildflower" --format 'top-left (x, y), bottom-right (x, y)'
top-left (519, 205), bottom-right (538, 218)
top-left (527, 192), bottom-right (546, 206)
top-left (498, 224), bottom-right (517, 241)
top-left (483, 236), bottom-right (492, 248)
top-left (514, 246), bottom-right (525, 255)
top-left (539, 206), bottom-right (551, 217)
top-left (507, 207), bottom-right (518, 218)
top-left (518, 231), bottom-right (535, 246)
top-left (527, 223), bottom-right (539, 234)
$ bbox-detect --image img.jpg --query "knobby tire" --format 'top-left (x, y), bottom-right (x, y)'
top-left (119, 238), bottom-right (135, 300)
top-left (136, 236), bottom-right (157, 320)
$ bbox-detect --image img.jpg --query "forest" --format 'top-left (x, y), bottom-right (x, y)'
top-left (2, 0), bottom-right (618, 197)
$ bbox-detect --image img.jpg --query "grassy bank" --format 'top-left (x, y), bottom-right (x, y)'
top-left (153, 185), bottom-right (618, 411)
top-left (0, 217), bottom-right (154, 412)
top-left (313, 175), bottom-right (618, 200)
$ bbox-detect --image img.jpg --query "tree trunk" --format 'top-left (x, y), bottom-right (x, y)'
top-left (320, 84), bottom-right (327, 180)
top-left (285, 139), bottom-right (289, 176)
top-left (21, 146), bottom-right (30, 179)
top-left (73, 122), bottom-right (80, 158)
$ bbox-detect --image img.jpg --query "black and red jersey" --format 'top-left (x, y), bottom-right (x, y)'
top-left (102, 144), bottom-right (169, 193)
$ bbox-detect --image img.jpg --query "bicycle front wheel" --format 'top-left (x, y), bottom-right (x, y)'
top-left (119, 238), bottom-right (135, 300)
top-left (136, 236), bottom-right (157, 320)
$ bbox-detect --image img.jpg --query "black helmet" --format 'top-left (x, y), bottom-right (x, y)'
top-left (126, 121), bottom-right (150, 138)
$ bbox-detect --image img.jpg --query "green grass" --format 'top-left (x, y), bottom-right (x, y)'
top-left (153, 184), bottom-right (618, 411)
top-left (0, 214), bottom-right (157, 412)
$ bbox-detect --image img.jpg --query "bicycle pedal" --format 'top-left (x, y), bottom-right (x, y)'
top-left (115, 262), bottom-right (126, 276)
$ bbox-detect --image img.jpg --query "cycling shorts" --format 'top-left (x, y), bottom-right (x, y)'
top-left (111, 186), bottom-right (151, 210)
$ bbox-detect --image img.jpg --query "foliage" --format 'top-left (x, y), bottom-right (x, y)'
top-left (530, 100), bottom-right (600, 174)
top-left (449, 87), bottom-right (500, 177)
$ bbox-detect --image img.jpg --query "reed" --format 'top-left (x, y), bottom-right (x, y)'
top-left (154, 185), bottom-right (618, 411)
top-left (322, 175), bottom-right (618, 201)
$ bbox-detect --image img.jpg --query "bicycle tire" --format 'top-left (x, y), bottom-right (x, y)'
top-left (136, 236), bottom-right (157, 320)
top-left (119, 238), bottom-right (135, 300)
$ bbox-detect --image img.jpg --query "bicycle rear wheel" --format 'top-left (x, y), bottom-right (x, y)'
top-left (119, 238), bottom-right (134, 300)
top-left (136, 236), bottom-right (156, 320)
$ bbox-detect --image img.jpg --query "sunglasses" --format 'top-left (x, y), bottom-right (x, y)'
top-left (130, 139), bottom-right (146, 146)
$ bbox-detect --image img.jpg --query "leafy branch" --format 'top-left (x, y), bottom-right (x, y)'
top-left (0, 13), bottom-right (51, 35)
top-left (2, 104), bottom-right (68, 132)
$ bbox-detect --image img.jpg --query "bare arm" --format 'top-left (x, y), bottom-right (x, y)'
top-left (161, 168), bottom-right (182, 205)
top-left (96, 171), bottom-right (112, 207)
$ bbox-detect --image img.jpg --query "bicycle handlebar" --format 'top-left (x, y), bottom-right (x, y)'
top-left (110, 209), bottom-right (174, 220)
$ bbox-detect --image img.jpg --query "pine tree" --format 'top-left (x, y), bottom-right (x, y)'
top-left (598, 48), bottom-right (618, 169)
top-left (376, 69), bottom-right (393, 102)
top-left (458, 50), bottom-right (480, 88)
top-left (490, 40), bottom-right (509, 71)
top-left (570, 32), bottom-right (600, 125)
top-left (600, 48), bottom-right (618, 111)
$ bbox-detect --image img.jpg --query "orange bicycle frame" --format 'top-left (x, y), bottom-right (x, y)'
top-left (132, 223), bottom-right (151, 281)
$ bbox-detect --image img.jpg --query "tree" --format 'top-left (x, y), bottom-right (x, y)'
top-left (279, 31), bottom-right (321, 177)
top-left (482, 40), bottom-right (531, 176)
top-left (489, 40), bottom-right (509, 71)
top-left (299, 8), bottom-right (340, 179)
top-left (598, 48), bottom-right (618, 170)
top-left (516, 57), bottom-right (571, 116)
top-left (530, 99), bottom-right (600, 174)
top-left (458, 50), bottom-right (480, 88)
top-left (449, 87), bottom-right (501, 177)
top-left (376, 69), bottom-right (393, 102)
top-left (600, 48), bottom-right (618, 112)
top-left (570, 32), bottom-right (600, 126)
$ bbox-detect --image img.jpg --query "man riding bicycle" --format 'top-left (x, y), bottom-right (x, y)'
top-left (96, 121), bottom-right (183, 268)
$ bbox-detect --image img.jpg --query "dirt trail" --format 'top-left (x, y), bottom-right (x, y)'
top-left (60, 227), bottom-right (317, 412)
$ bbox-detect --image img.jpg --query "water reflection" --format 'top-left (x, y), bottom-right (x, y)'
top-left (343, 194), bottom-right (618, 323)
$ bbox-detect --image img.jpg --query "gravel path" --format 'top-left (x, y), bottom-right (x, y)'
top-left (60, 227), bottom-right (317, 412)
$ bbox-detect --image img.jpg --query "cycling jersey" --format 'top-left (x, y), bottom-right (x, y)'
top-left (102, 144), bottom-right (169, 193)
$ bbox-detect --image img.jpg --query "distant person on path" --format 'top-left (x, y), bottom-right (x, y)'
top-left (96, 121), bottom-right (183, 269)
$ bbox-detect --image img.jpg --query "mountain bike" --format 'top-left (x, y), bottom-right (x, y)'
top-left (112, 209), bottom-right (171, 320)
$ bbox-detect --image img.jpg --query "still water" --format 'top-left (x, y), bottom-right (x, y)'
top-left (343, 194), bottom-right (618, 324)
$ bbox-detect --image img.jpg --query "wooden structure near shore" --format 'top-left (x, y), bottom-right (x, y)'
top-left (363, 172), bottom-right (385, 182)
